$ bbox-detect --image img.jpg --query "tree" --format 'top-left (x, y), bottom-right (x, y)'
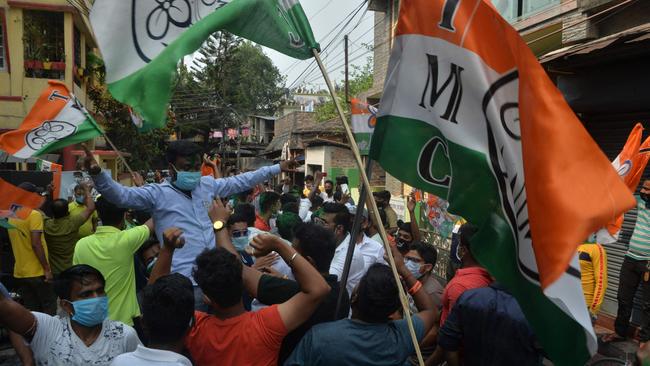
top-left (172, 34), bottom-right (284, 145)
top-left (315, 57), bottom-right (373, 122)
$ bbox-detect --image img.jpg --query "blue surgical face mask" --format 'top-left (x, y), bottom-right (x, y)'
top-left (75, 195), bottom-right (85, 204)
top-left (69, 296), bottom-right (108, 327)
top-left (172, 165), bottom-right (201, 191)
top-left (232, 236), bottom-right (249, 251)
top-left (404, 259), bottom-right (423, 280)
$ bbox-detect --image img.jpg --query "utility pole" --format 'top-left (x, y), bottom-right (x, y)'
top-left (344, 35), bottom-right (349, 103)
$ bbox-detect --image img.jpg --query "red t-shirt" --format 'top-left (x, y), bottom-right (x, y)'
top-left (440, 267), bottom-right (492, 326)
top-left (186, 305), bottom-right (288, 366)
top-left (255, 214), bottom-right (272, 232)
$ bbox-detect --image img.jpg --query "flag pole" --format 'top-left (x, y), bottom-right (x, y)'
top-left (84, 110), bottom-right (136, 177)
top-left (312, 49), bottom-right (425, 366)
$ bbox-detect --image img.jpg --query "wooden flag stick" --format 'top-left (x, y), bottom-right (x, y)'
top-left (101, 131), bottom-right (135, 177)
top-left (312, 49), bottom-right (425, 366)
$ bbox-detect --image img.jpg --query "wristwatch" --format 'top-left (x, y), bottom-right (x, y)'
top-left (213, 220), bottom-right (224, 231)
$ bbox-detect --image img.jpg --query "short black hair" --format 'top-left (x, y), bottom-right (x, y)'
top-left (294, 223), bottom-right (336, 273)
top-left (398, 220), bottom-right (412, 234)
top-left (282, 202), bottom-right (300, 215)
top-left (235, 189), bottom-right (254, 202)
top-left (310, 195), bottom-right (324, 209)
top-left (373, 190), bottom-right (391, 201)
top-left (95, 196), bottom-right (127, 227)
top-left (356, 264), bottom-right (400, 323)
top-left (54, 264), bottom-right (105, 301)
top-left (324, 180), bottom-right (334, 186)
top-left (233, 203), bottom-right (255, 226)
top-left (277, 211), bottom-right (302, 242)
top-left (51, 198), bottom-right (69, 219)
top-left (166, 140), bottom-right (202, 164)
top-left (305, 175), bottom-right (314, 182)
top-left (137, 238), bottom-right (160, 260)
top-left (322, 202), bottom-right (352, 233)
top-left (259, 192), bottom-right (281, 213)
top-left (227, 211), bottom-right (250, 228)
top-left (142, 273), bottom-right (194, 344)
top-left (410, 241), bottom-right (438, 266)
top-left (280, 193), bottom-right (299, 206)
top-left (194, 248), bottom-right (242, 308)
top-left (460, 223), bottom-right (478, 252)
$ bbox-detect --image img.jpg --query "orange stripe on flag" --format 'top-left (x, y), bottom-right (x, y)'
top-left (0, 81), bottom-right (71, 155)
top-left (0, 178), bottom-right (45, 220)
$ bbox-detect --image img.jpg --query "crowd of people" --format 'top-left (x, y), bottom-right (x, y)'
top-left (1, 139), bottom-right (607, 366)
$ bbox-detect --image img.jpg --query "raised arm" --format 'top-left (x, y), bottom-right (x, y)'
top-left (210, 160), bottom-right (298, 198)
top-left (78, 183), bottom-right (96, 222)
top-left (250, 234), bottom-right (330, 332)
top-left (389, 242), bottom-right (436, 331)
top-left (82, 144), bottom-right (155, 211)
top-left (148, 227), bottom-right (185, 285)
top-left (207, 199), bottom-right (264, 299)
top-left (0, 290), bottom-right (37, 339)
top-left (308, 171), bottom-right (324, 201)
top-left (407, 194), bottom-right (421, 242)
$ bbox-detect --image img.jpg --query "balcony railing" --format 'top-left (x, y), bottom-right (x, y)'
top-left (492, 0), bottom-right (561, 23)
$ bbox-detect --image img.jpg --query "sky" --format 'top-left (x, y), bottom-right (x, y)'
top-left (263, 0), bottom-right (375, 91)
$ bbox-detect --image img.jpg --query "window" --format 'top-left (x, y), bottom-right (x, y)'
top-left (74, 26), bottom-right (81, 84)
top-left (23, 10), bottom-right (65, 79)
top-left (491, 0), bottom-right (560, 23)
top-left (0, 10), bottom-right (7, 71)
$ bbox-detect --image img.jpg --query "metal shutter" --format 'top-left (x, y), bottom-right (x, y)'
top-left (583, 113), bottom-right (650, 319)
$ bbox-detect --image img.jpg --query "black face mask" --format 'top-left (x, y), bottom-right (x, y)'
top-left (325, 189), bottom-right (333, 194)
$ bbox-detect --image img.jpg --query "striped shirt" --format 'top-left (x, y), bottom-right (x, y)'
top-left (627, 196), bottom-right (650, 260)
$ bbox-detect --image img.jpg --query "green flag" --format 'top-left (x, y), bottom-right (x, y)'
top-left (90, 0), bottom-right (318, 131)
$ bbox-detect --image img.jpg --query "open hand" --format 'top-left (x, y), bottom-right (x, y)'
top-left (162, 227), bottom-right (185, 250)
top-left (253, 252), bottom-right (279, 268)
top-left (384, 240), bottom-right (409, 278)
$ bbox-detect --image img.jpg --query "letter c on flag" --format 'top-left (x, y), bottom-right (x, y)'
top-left (417, 136), bottom-right (452, 188)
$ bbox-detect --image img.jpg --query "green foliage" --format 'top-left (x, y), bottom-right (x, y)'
top-left (172, 33), bottom-right (285, 142)
top-left (87, 85), bottom-right (174, 171)
top-left (315, 57), bottom-right (373, 122)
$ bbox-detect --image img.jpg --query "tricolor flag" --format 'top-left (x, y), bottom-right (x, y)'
top-left (350, 98), bottom-right (377, 155)
top-left (90, 0), bottom-right (318, 131)
top-left (369, 0), bottom-right (635, 363)
top-left (0, 178), bottom-right (45, 220)
top-left (0, 81), bottom-right (102, 159)
top-left (598, 123), bottom-right (650, 243)
top-left (36, 159), bottom-right (63, 200)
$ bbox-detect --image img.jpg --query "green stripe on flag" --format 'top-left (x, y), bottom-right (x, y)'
top-left (371, 115), bottom-right (590, 364)
top-left (106, 0), bottom-right (318, 130)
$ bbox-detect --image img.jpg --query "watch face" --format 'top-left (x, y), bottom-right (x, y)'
top-left (213, 221), bottom-right (224, 230)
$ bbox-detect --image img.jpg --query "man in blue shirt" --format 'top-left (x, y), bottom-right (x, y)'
top-left (433, 283), bottom-right (543, 366)
top-left (285, 246), bottom-right (437, 366)
top-left (82, 142), bottom-right (294, 293)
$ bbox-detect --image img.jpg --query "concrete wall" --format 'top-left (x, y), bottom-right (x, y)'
top-left (0, 0), bottom-right (95, 130)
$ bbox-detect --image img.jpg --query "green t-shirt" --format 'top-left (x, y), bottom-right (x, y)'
top-left (44, 214), bottom-right (86, 274)
top-left (68, 201), bottom-right (97, 238)
top-left (73, 225), bottom-right (150, 325)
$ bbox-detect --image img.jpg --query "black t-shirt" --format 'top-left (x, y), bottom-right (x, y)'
top-left (257, 273), bottom-right (350, 364)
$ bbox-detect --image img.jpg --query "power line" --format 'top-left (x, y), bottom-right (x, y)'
top-left (287, 0), bottom-right (368, 89)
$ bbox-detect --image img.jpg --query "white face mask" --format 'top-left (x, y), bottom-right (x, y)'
top-left (404, 259), bottom-right (423, 279)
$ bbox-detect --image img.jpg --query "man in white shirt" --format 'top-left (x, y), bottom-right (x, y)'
top-left (111, 273), bottom-right (193, 366)
top-left (349, 207), bottom-right (387, 269)
top-left (0, 264), bottom-right (140, 366)
top-left (319, 203), bottom-right (366, 295)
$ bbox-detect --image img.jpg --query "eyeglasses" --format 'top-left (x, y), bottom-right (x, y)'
top-left (232, 229), bottom-right (249, 238)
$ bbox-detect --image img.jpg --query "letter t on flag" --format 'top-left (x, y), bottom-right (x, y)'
top-left (369, 0), bottom-right (635, 364)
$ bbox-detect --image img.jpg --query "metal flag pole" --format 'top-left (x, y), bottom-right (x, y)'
top-left (312, 49), bottom-right (425, 366)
